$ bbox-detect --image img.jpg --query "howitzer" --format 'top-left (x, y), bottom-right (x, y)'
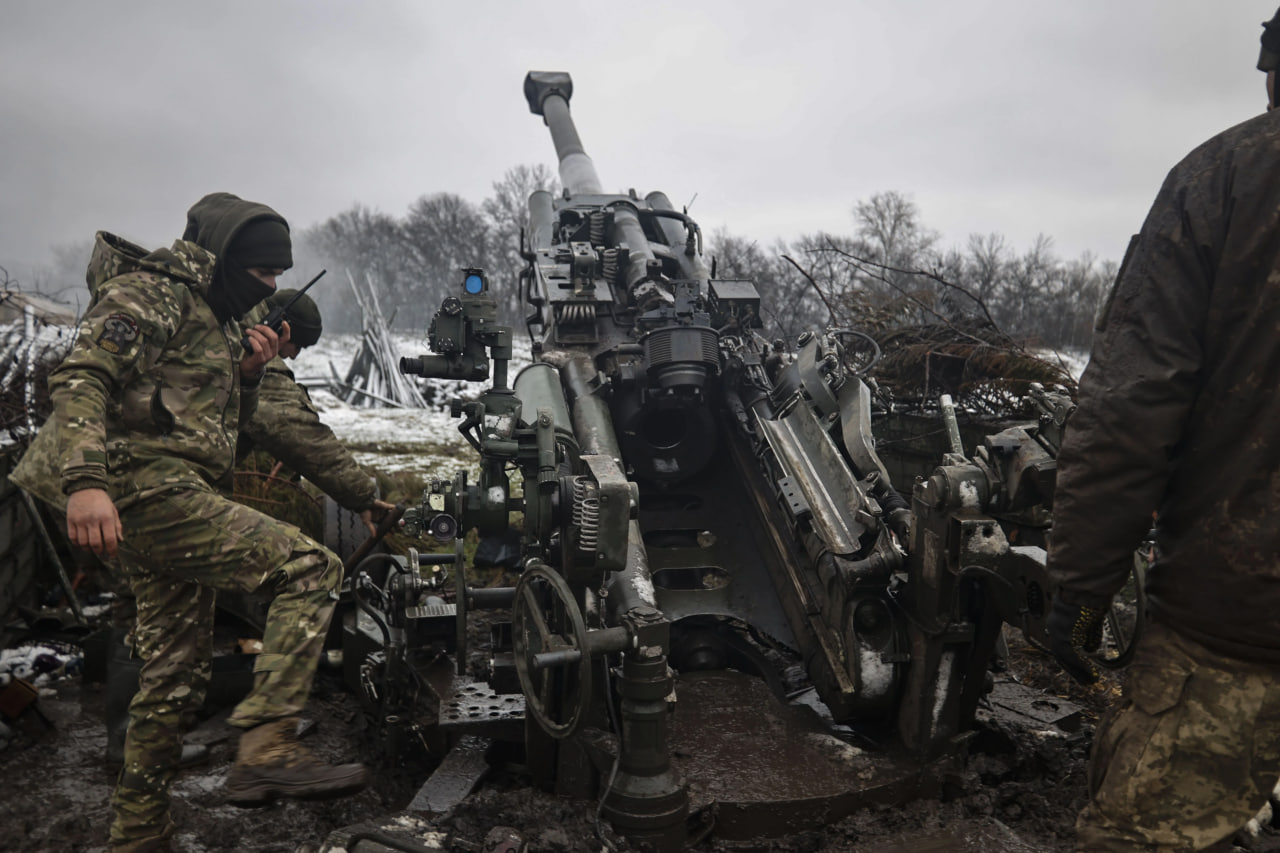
top-left (328, 73), bottom-right (1142, 852)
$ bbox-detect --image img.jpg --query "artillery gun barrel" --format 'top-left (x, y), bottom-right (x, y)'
top-left (539, 93), bottom-right (603, 195)
top-left (525, 71), bottom-right (655, 292)
top-left (524, 71), bottom-right (602, 195)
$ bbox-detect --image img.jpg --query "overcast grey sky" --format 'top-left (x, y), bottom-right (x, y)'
top-left (1, 1), bottom-right (1271, 293)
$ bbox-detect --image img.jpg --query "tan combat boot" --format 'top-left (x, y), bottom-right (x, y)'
top-left (223, 717), bottom-right (369, 806)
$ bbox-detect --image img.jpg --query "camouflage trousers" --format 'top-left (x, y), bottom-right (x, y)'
top-left (1077, 619), bottom-right (1280, 852)
top-left (106, 487), bottom-right (342, 850)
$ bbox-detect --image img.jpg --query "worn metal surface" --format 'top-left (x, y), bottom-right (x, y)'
top-left (642, 440), bottom-right (798, 649)
top-left (978, 677), bottom-right (1085, 733)
top-left (435, 674), bottom-right (525, 741)
top-left (757, 407), bottom-right (870, 555)
top-left (669, 670), bottom-right (945, 841)
top-left (407, 735), bottom-right (492, 815)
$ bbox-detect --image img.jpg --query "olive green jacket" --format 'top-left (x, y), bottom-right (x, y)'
top-left (238, 304), bottom-right (376, 512)
top-left (11, 231), bottom-right (257, 510)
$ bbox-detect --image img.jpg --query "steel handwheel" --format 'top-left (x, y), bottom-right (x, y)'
top-left (512, 564), bottom-right (591, 738)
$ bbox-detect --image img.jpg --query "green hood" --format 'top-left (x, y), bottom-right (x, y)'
top-left (85, 231), bottom-right (217, 301)
top-left (182, 192), bottom-right (291, 322)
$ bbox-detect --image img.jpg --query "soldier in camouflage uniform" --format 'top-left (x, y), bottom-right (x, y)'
top-left (1045, 11), bottom-right (1280, 852)
top-left (10, 193), bottom-right (368, 853)
top-left (98, 288), bottom-right (396, 771)
top-left (240, 288), bottom-right (397, 532)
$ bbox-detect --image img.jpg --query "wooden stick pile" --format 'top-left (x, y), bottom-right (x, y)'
top-left (339, 272), bottom-right (427, 409)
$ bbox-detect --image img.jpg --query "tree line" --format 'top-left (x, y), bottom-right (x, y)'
top-left (304, 180), bottom-right (1113, 352)
top-left (299, 164), bottom-right (558, 335)
top-left (711, 191), bottom-right (1115, 352)
top-left (23, 177), bottom-right (1114, 353)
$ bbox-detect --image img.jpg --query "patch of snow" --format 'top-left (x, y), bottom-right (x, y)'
top-left (0, 640), bottom-right (83, 685)
top-left (288, 331), bottom-right (533, 477)
top-left (172, 771), bottom-right (228, 796)
top-left (858, 644), bottom-right (894, 702)
top-left (931, 650), bottom-right (954, 738)
top-left (1034, 347), bottom-right (1089, 382)
top-left (801, 731), bottom-right (864, 764)
top-left (628, 567), bottom-right (657, 606)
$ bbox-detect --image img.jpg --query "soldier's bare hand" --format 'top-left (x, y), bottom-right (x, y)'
top-left (240, 321), bottom-right (289, 377)
top-left (67, 488), bottom-right (123, 558)
top-left (361, 499), bottom-right (398, 536)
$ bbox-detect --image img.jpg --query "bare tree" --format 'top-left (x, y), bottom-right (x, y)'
top-left (301, 185), bottom-right (1113, 353)
top-left (299, 206), bottom-right (408, 334)
top-left (783, 193), bottom-right (946, 330)
top-left (401, 193), bottom-right (494, 327)
top-left (960, 232), bottom-right (1008, 309)
top-left (482, 164), bottom-right (558, 322)
top-left (708, 230), bottom-right (825, 343)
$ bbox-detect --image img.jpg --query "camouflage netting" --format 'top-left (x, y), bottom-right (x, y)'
top-left (870, 317), bottom-right (1077, 418)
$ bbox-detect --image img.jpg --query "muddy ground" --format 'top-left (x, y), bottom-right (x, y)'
top-left (4, 624), bottom-right (1280, 853)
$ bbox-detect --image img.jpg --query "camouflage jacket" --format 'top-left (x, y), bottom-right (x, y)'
top-left (10, 231), bottom-right (256, 510)
top-left (238, 304), bottom-right (376, 512)
top-left (1047, 107), bottom-right (1280, 663)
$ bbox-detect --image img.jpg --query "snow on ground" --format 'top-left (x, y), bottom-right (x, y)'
top-left (305, 386), bottom-right (463, 477)
top-left (1036, 347), bottom-right (1090, 382)
top-left (289, 330), bottom-right (532, 477)
top-left (288, 332), bottom-right (1087, 479)
top-left (0, 640), bottom-right (83, 687)
top-left (0, 318), bottom-right (77, 448)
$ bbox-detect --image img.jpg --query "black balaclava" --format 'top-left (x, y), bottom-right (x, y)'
top-left (266, 288), bottom-right (323, 348)
top-left (183, 192), bottom-right (292, 323)
top-left (220, 218), bottom-right (292, 321)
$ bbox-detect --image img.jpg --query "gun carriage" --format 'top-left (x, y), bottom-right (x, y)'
top-left (330, 72), bottom-right (1141, 852)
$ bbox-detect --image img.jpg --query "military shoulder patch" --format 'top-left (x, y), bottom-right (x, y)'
top-left (96, 313), bottom-right (140, 355)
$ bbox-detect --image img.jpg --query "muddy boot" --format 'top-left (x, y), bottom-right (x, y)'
top-left (105, 631), bottom-right (210, 769)
top-left (224, 717), bottom-right (369, 806)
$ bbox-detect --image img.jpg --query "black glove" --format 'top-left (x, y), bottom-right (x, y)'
top-left (1046, 596), bottom-right (1106, 685)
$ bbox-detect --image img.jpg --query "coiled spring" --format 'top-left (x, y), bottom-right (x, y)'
top-left (589, 211), bottom-right (606, 247)
top-left (555, 303), bottom-right (596, 325)
top-left (602, 248), bottom-right (620, 286)
top-left (572, 477), bottom-right (601, 555)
